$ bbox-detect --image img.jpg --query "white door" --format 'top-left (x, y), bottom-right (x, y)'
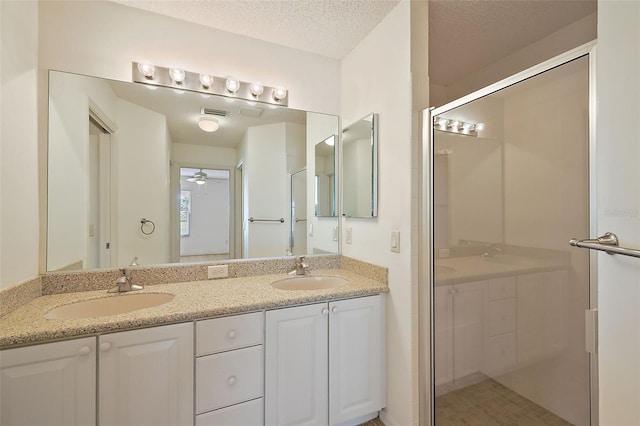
top-left (265, 302), bottom-right (329, 426)
top-left (0, 337), bottom-right (96, 426)
top-left (98, 323), bottom-right (194, 426)
top-left (329, 295), bottom-right (385, 425)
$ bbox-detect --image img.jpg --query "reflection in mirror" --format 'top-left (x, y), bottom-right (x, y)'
top-left (314, 135), bottom-right (337, 217)
top-left (434, 130), bottom-right (503, 250)
top-left (47, 70), bottom-right (339, 271)
top-left (342, 113), bottom-right (378, 218)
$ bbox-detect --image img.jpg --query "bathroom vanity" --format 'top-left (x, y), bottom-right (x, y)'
top-left (0, 266), bottom-right (387, 426)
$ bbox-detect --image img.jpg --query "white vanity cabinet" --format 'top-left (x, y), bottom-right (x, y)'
top-left (195, 312), bottom-right (264, 426)
top-left (98, 322), bottom-right (194, 426)
top-left (265, 294), bottom-right (385, 426)
top-left (435, 281), bottom-right (486, 385)
top-left (0, 337), bottom-right (97, 426)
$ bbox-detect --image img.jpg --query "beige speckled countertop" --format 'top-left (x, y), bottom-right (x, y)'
top-left (0, 269), bottom-right (388, 349)
top-left (435, 254), bottom-right (569, 285)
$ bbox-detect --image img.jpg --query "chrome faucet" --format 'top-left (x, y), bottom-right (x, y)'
top-left (289, 256), bottom-right (310, 276)
top-left (481, 244), bottom-right (503, 258)
top-left (108, 268), bottom-right (144, 293)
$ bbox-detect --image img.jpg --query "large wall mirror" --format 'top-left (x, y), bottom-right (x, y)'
top-left (47, 70), bottom-right (339, 272)
top-left (342, 113), bottom-right (378, 218)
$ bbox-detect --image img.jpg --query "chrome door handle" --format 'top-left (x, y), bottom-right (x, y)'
top-left (569, 232), bottom-right (640, 259)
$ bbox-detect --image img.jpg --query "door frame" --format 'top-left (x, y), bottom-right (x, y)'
top-left (419, 41), bottom-right (598, 425)
top-left (170, 162), bottom-right (234, 263)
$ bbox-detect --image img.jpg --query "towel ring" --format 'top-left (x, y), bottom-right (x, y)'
top-left (140, 218), bottom-right (156, 235)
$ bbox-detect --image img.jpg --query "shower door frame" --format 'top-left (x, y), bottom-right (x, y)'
top-left (419, 41), bottom-right (598, 425)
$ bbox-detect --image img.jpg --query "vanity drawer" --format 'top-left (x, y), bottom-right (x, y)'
top-left (196, 312), bottom-right (264, 356)
top-left (196, 345), bottom-right (263, 414)
top-left (196, 398), bottom-right (263, 426)
top-left (487, 299), bottom-right (516, 336)
top-left (488, 277), bottom-right (516, 301)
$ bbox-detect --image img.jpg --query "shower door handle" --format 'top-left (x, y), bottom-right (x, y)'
top-left (569, 232), bottom-right (640, 259)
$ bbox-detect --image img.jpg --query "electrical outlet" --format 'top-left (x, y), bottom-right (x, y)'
top-left (208, 265), bottom-right (229, 279)
top-left (391, 231), bottom-right (400, 253)
top-left (345, 227), bottom-right (352, 244)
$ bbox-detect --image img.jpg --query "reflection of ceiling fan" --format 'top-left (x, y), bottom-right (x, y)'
top-left (187, 169), bottom-right (208, 185)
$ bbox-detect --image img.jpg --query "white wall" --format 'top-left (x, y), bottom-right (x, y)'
top-left (46, 72), bottom-right (118, 270)
top-left (341, 2), bottom-right (414, 425)
top-left (596, 2), bottom-right (640, 424)
top-left (241, 123), bottom-right (289, 258)
top-left (115, 99), bottom-right (170, 266)
top-left (0, 0), bottom-right (40, 290)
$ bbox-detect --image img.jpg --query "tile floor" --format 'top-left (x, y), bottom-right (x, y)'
top-left (435, 378), bottom-right (573, 425)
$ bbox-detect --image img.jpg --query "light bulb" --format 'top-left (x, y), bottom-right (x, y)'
top-left (198, 117), bottom-right (219, 132)
top-left (272, 87), bottom-right (287, 101)
top-left (250, 82), bottom-right (264, 97)
top-left (169, 68), bottom-right (186, 83)
top-left (199, 73), bottom-right (213, 88)
top-left (196, 179), bottom-right (206, 185)
top-left (475, 123), bottom-right (485, 131)
top-left (137, 62), bottom-right (155, 78)
top-left (225, 77), bottom-right (240, 93)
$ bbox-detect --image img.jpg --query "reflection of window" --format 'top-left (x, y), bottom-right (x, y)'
top-left (180, 190), bottom-right (191, 236)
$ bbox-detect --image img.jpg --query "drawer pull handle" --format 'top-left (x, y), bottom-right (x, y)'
top-left (99, 342), bottom-right (111, 352)
top-left (322, 308), bottom-right (329, 315)
top-left (227, 330), bottom-right (236, 339)
top-left (331, 306), bottom-right (338, 313)
top-left (78, 346), bottom-right (92, 356)
top-left (228, 375), bottom-right (237, 385)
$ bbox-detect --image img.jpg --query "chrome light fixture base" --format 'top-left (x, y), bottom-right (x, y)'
top-left (132, 62), bottom-right (289, 107)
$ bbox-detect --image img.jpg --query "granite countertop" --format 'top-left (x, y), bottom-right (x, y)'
top-left (0, 269), bottom-right (388, 349)
top-left (435, 254), bottom-right (569, 285)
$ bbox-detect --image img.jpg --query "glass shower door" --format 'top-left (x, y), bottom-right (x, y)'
top-left (430, 53), bottom-right (592, 425)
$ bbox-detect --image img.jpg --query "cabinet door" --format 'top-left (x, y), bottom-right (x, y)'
top-left (453, 281), bottom-right (486, 379)
top-left (434, 285), bottom-right (453, 386)
top-left (0, 337), bottom-right (96, 426)
top-left (329, 295), bottom-right (385, 425)
top-left (98, 322), bottom-right (193, 426)
top-left (265, 302), bottom-right (328, 426)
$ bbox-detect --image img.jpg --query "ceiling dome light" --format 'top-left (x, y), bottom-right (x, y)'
top-left (137, 62), bottom-right (155, 78)
top-left (198, 117), bottom-right (219, 132)
top-left (225, 77), bottom-right (240, 93)
top-left (272, 87), bottom-right (287, 101)
top-left (199, 73), bottom-right (213, 88)
top-left (169, 68), bottom-right (186, 83)
top-left (250, 82), bottom-right (264, 97)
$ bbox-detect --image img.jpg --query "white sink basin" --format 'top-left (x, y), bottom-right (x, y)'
top-left (271, 276), bottom-right (348, 291)
top-left (45, 293), bottom-right (174, 320)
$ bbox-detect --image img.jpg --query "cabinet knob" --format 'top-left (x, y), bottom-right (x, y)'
top-left (227, 375), bottom-right (237, 385)
top-left (322, 308), bottom-right (329, 315)
top-left (100, 342), bottom-right (112, 352)
top-left (227, 330), bottom-right (236, 339)
top-left (331, 306), bottom-right (338, 313)
top-left (78, 346), bottom-right (92, 356)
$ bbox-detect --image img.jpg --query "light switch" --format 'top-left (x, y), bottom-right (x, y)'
top-left (391, 231), bottom-right (400, 253)
top-left (346, 227), bottom-right (352, 244)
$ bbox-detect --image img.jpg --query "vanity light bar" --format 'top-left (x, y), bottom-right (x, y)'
top-left (132, 62), bottom-right (289, 107)
top-left (433, 116), bottom-right (484, 137)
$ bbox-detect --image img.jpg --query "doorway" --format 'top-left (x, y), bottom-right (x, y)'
top-left (423, 44), bottom-right (596, 425)
top-left (178, 167), bottom-right (231, 262)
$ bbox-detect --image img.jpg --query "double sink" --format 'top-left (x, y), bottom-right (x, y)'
top-left (44, 275), bottom-right (348, 320)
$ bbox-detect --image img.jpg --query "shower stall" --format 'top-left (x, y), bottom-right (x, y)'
top-left (421, 43), bottom-right (596, 425)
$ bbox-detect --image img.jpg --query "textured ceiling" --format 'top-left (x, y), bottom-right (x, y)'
top-left (112, 0), bottom-right (400, 59)
top-left (429, 0), bottom-right (597, 86)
